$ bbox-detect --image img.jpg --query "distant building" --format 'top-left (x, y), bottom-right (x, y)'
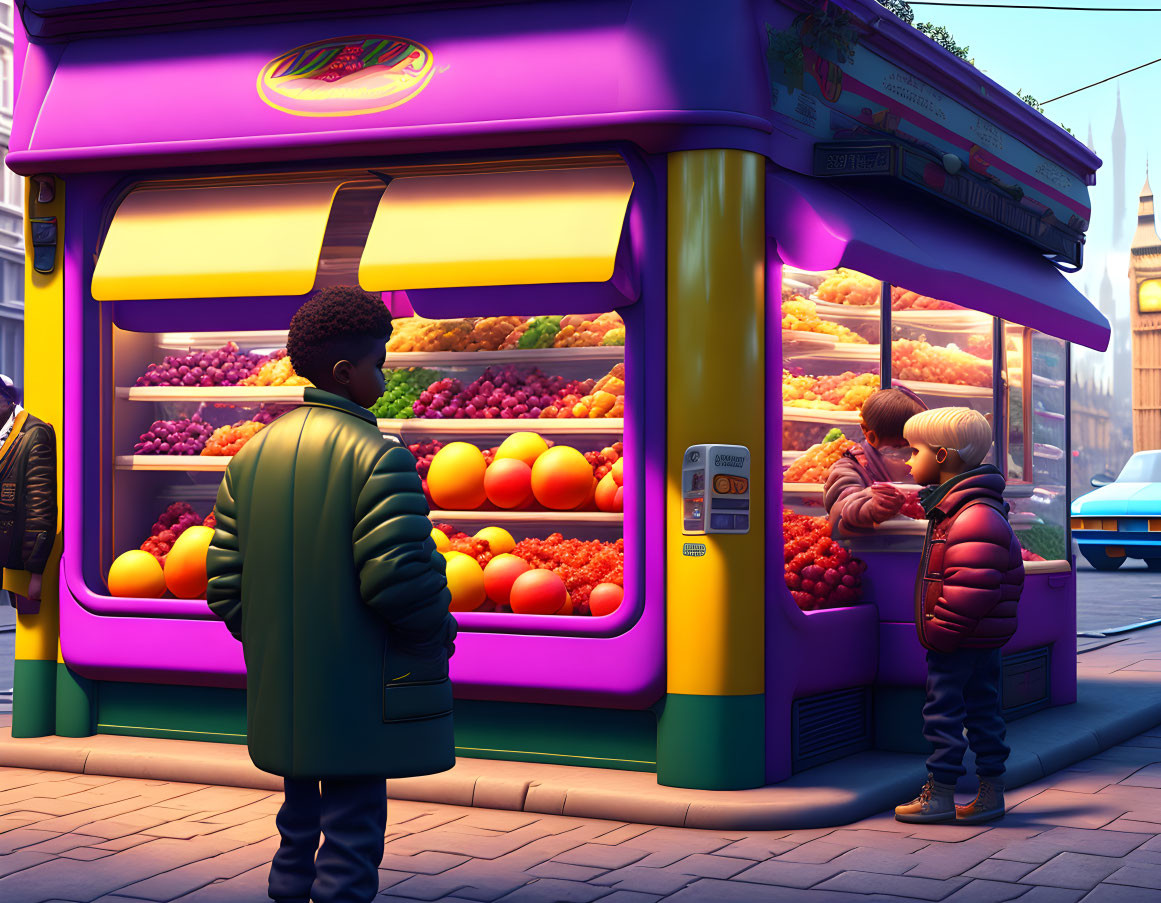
top-left (1112, 87), bottom-right (1126, 245)
top-left (1129, 170), bottom-right (1161, 452)
top-left (0, 0), bottom-right (22, 383)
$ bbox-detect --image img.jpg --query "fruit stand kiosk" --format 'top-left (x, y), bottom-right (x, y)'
top-left (9, 0), bottom-right (1109, 793)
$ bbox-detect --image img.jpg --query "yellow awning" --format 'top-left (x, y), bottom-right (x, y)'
top-left (91, 179), bottom-right (345, 301)
top-left (358, 165), bottom-right (634, 291)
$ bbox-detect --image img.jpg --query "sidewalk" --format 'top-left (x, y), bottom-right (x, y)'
top-left (4, 628), bottom-right (1161, 831)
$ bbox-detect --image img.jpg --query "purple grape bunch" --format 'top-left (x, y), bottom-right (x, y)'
top-left (134, 414), bottom-right (214, 455)
top-left (153, 502), bottom-right (203, 538)
top-left (135, 342), bottom-right (267, 388)
top-left (412, 366), bottom-right (589, 420)
top-left (251, 404), bottom-right (297, 426)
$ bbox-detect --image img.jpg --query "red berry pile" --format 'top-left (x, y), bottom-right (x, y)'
top-left (783, 510), bottom-right (867, 611)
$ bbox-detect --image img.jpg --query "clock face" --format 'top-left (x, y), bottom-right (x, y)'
top-left (1141, 278), bottom-right (1161, 313)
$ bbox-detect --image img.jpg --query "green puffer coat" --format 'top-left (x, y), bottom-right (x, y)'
top-left (206, 388), bottom-right (455, 780)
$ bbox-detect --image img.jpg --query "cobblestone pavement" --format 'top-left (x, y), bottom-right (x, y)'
top-left (3, 723), bottom-right (1161, 902)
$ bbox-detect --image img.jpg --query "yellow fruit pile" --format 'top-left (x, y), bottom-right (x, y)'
top-left (784, 436), bottom-right (857, 482)
top-left (782, 296), bottom-right (868, 344)
top-left (783, 370), bottom-right (881, 411)
top-left (240, 355), bottom-right (311, 387)
top-left (202, 420), bottom-right (265, 456)
top-left (816, 269), bottom-right (882, 306)
top-left (541, 363), bottom-right (625, 418)
top-left (554, 312), bottom-right (624, 347)
top-left (892, 339), bottom-right (992, 387)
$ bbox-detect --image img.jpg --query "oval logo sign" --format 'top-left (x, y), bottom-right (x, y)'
top-left (257, 35), bottom-right (434, 117)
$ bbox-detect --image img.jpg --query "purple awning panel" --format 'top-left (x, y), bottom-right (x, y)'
top-left (767, 169), bottom-right (1110, 352)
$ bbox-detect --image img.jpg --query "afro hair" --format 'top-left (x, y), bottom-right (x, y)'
top-left (287, 285), bottom-right (392, 381)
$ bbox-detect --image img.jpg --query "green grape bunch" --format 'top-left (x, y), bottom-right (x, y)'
top-left (370, 368), bottom-right (441, 419)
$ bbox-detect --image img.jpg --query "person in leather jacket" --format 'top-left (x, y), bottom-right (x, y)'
top-left (0, 375), bottom-right (57, 614)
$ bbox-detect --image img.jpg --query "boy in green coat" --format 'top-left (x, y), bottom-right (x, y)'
top-left (207, 286), bottom-right (455, 903)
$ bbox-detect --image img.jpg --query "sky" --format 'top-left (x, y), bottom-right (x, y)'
top-left (904, 0), bottom-right (1158, 385)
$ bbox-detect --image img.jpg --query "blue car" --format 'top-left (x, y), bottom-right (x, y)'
top-left (1072, 450), bottom-right (1161, 571)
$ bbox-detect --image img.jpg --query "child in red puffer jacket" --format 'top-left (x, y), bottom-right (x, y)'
top-left (893, 407), bottom-right (1024, 827)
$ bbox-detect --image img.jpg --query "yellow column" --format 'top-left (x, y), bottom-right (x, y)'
top-left (659, 150), bottom-right (766, 789)
top-left (12, 177), bottom-right (65, 737)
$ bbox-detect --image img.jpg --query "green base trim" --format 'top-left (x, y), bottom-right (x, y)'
top-left (90, 682), bottom-right (658, 770)
top-left (56, 663), bottom-right (95, 737)
top-left (12, 659), bottom-right (56, 738)
top-left (874, 687), bottom-right (929, 754)
top-left (97, 682), bottom-right (247, 746)
top-left (453, 699), bottom-right (657, 772)
top-left (657, 693), bottom-right (765, 789)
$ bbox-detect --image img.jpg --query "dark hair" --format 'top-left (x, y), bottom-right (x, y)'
top-left (0, 379), bottom-right (19, 406)
top-left (287, 286), bottom-right (392, 381)
top-left (861, 388), bottom-right (927, 440)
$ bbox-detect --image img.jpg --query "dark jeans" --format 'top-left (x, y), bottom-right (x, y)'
top-left (269, 777), bottom-right (388, 903)
top-left (923, 647), bottom-right (1009, 786)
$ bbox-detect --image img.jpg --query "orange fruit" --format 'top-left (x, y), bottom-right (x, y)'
top-left (164, 525), bottom-right (214, 599)
top-left (594, 473), bottom-right (622, 512)
top-left (509, 568), bottom-right (571, 615)
top-left (589, 583), bottom-right (624, 617)
top-left (443, 552), bottom-right (486, 612)
top-left (611, 457), bottom-right (623, 486)
top-left (431, 527), bottom-right (451, 552)
top-left (494, 431), bottom-right (549, 467)
top-left (474, 526), bottom-right (515, 555)
top-left (428, 442), bottom-right (487, 510)
top-left (108, 550), bottom-right (167, 598)
top-left (483, 458), bottom-right (533, 509)
top-left (530, 446), bottom-right (594, 510)
top-left (483, 553), bottom-right (530, 605)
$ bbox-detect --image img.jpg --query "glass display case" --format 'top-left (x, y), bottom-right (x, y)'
top-left (108, 312), bottom-right (628, 620)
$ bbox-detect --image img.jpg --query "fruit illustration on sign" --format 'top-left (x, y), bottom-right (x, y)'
top-left (494, 431), bottom-right (549, 467)
top-left (483, 458), bottom-right (533, 509)
top-left (530, 446), bottom-right (594, 510)
top-left (443, 552), bottom-right (486, 612)
top-left (474, 526), bottom-right (515, 555)
top-left (427, 441), bottom-right (487, 509)
top-left (430, 527), bottom-right (450, 552)
top-left (509, 568), bottom-right (572, 615)
top-left (164, 525), bottom-right (215, 599)
top-left (588, 583), bottom-right (624, 617)
top-left (483, 553), bottom-right (531, 605)
top-left (108, 550), bottom-right (167, 598)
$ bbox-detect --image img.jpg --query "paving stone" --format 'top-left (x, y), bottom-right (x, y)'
top-left (816, 871), bottom-right (970, 900)
top-left (1071, 886), bottom-right (1161, 902)
top-left (591, 893), bottom-right (663, 903)
top-left (659, 852), bottom-right (753, 879)
top-left (1099, 818), bottom-right (1161, 833)
top-left (587, 864), bottom-right (698, 895)
top-left (388, 824), bottom-right (583, 861)
top-left (588, 824), bottom-right (654, 847)
top-left (526, 860), bottom-right (607, 882)
top-left (963, 858), bottom-right (1039, 881)
top-left (117, 837), bottom-right (280, 901)
top-left (1018, 852), bottom-right (1126, 890)
top-left (0, 827), bottom-right (60, 854)
top-left (0, 849), bottom-right (54, 878)
top-left (379, 850), bottom-right (471, 875)
top-left (778, 828), bottom-right (835, 844)
top-left (1124, 849), bottom-right (1161, 866)
top-left (391, 861), bottom-right (534, 901)
top-left (164, 864), bottom-right (271, 903)
top-left (712, 837), bottom-right (799, 859)
top-left (553, 842), bottom-right (649, 869)
top-left (92, 833), bottom-right (155, 852)
top-left (210, 816), bottom-right (278, 843)
top-left (825, 846), bottom-right (922, 875)
top-left (59, 846), bottom-right (116, 860)
top-left (139, 821), bottom-right (221, 839)
top-left (663, 877), bottom-right (894, 902)
top-left (69, 819), bottom-right (163, 840)
top-left (940, 879), bottom-right (1030, 903)
top-left (1006, 890), bottom-right (1084, 903)
top-left (823, 828), bottom-right (931, 853)
top-left (728, 858), bottom-right (845, 889)
top-left (493, 877), bottom-right (609, 902)
top-left (1024, 827), bottom-right (1148, 858)
top-left (903, 841), bottom-right (996, 879)
top-left (1047, 761), bottom-right (1146, 795)
top-left (21, 831), bottom-right (102, 854)
top-left (1007, 791), bottom-right (1130, 829)
top-left (1104, 865), bottom-right (1161, 889)
top-left (905, 823), bottom-right (993, 842)
top-left (772, 839), bottom-right (852, 863)
top-left (489, 825), bottom-right (612, 871)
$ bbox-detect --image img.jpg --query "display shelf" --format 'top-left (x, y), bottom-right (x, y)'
top-left (893, 309), bottom-right (991, 331)
top-left (814, 342), bottom-right (880, 362)
top-left (1035, 410), bottom-right (1066, 422)
top-left (814, 299), bottom-right (879, 321)
top-left (116, 455), bottom-right (231, 471)
top-left (430, 509), bottom-right (622, 526)
top-left (1034, 443), bottom-right (1065, 461)
top-left (781, 330), bottom-right (843, 355)
top-left (783, 408), bottom-right (861, 424)
top-left (156, 330), bottom-right (290, 352)
top-left (117, 386), bottom-right (307, 403)
top-left (1008, 369), bottom-right (1066, 390)
top-left (380, 418), bottom-right (623, 436)
top-left (895, 379), bottom-right (991, 398)
top-left (783, 482), bottom-right (824, 496)
top-left (1023, 559), bottom-right (1073, 574)
top-left (384, 346), bottom-right (623, 368)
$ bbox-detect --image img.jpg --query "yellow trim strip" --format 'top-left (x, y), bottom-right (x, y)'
top-left (0, 410), bottom-right (29, 463)
top-left (359, 165), bottom-right (634, 290)
top-left (454, 746), bottom-right (655, 765)
top-left (91, 179), bottom-right (346, 301)
top-left (97, 723), bottom-right (247, 738)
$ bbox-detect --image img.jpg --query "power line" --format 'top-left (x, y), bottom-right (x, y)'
top-left (1041, 55), bottom-right (1161, 103)
top-left (910, 2), bottom-right (1161, 8)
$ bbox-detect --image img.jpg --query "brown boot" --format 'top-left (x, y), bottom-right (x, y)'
top-left (956, 777), bottom-right (1005, 824)
top-left (894, 773), bottom-right (956, 823)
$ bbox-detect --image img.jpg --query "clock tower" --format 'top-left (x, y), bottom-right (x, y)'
top-left (1130, 170), bottom-right (1161, 451)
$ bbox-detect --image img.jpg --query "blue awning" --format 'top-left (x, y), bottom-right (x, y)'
top-left (767, 168), bottom-right (1110, 352)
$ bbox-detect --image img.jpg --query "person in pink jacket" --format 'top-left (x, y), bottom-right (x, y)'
top-left (894, 407), bottom-right (1025, 826)
top-left (823, 386), bottom-right (927, 534)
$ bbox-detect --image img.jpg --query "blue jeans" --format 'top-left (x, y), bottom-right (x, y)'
top-left (269, 778), bottom-right (388, 903)
top-left (923, 647), bottom-right (1009, 785)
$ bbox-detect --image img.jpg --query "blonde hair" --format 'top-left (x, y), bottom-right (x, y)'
top-left (904, 407), bottom-right (993, 468)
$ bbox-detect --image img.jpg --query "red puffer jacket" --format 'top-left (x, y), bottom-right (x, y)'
top-left (915, 466), bottom-right (1024, 653)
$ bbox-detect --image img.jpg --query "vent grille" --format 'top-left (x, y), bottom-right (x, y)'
top-left (1002, 645), bottom-right (1051, 720)
top-left (792, 688), bottom-right (871, 773)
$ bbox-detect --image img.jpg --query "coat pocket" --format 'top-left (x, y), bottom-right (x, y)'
top-left (382, 651), bottom-right (453, 724)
